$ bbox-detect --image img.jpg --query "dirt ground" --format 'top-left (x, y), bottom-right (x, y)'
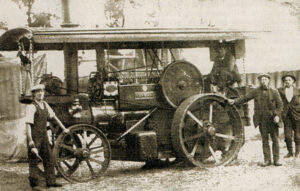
top-left (0, 126), bottom-right (300, 191)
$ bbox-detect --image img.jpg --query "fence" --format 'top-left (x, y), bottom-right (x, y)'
top-left (241, 70), bottom-right (300, 88)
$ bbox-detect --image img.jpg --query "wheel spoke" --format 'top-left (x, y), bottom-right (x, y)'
top-left (89, 157), bottom-right (103, 165)
top-left (62, 160), bottom-right (72, 169)
top-left (82, 130), bottom-right (87, 149)
top-left (215, 133), bottom-right (235, 140)
top-left (190, 141), bottom-right (199, 156)
top-left (87, 136), bottom-right (98, 148)
top-left (187, 110), bottom-right (203, 127)
top-left (90, 145), bottom-right (104, 150)
top-left (69, 132), bottom-right (77, 144)
top-left (86, 160), bottom-right (96, 177)
top-left (90, 147), bottom-right (104, 155)
top-left (60, 144), bottom-right (76, 152)
top-left (183, 133), bottom-right (205, 142)
top-left (57, 155), bottom-right (74, 163)
top-left (209, 104), bottom-right (213, 123)
top-left (208, 144), bottom-right (220, 163)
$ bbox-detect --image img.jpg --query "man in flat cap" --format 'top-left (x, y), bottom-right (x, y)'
top-left (228, 73), bottom-right (283, 167)
top-left (278, 73), bottom-right (300, 158)
top-left (25, 84), bottom-right (69, 191)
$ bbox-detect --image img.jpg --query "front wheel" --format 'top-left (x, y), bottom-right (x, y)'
top-left (53, 124), bottom-right (111, 182)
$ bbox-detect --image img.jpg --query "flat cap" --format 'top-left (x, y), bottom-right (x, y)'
top-left (31, 84), bottom-right (45, 92)
top-left (257, 73), bottom-right (271, 80)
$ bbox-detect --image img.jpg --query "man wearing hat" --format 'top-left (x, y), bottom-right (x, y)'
top-left (25, 84), bottom-right (69, 190)
top-left (228, 73), bottom-right (283, 167)
top-left (209, 43), bottom-right (242, 91)
top-left (278, 73), bottom-right (300, 158)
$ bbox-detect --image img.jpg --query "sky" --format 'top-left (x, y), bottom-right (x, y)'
top-left (0, 0), bottom-right (300, 77)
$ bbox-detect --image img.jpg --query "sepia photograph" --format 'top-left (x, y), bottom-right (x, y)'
top-left (0, 0), bottom-right (300, 190)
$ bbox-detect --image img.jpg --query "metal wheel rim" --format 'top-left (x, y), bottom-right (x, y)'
top-left (53, 124), bottom-right (111, 182)
top-left (171, 94), bottom-right (244, 168)
top-left (160, 60), bottom-right (204, 108)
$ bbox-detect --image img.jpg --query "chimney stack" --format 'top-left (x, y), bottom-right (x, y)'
top-left (61, 0), bottom-right (79, 28)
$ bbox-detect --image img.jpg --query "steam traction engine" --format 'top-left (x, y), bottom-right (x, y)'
top-left (49, 60), bottom-right (244, 183)
top-left (0, 27), bottom-right (250, 183)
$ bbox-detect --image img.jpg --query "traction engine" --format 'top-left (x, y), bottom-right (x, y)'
top-left (45, 60), bottom-right (244, 183)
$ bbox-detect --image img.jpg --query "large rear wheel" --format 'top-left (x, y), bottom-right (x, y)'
top-left (171, 94), bottom-right (244, 168)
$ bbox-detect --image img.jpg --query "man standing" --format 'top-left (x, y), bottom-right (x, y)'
top-left (228, 74), bottom-right (283, 167)
top-left (25, 84), bottom-right (69, 191)
top-left (278, 73), bottom-right (300, 158)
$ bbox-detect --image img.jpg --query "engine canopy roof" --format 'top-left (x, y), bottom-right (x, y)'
top-left (0, 27), bottom-right (252, 51)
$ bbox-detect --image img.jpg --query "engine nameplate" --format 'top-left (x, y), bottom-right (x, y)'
top-left (119, 83), bottom-right (166, 110)
top-left (135, 91), bottom-right (156, 100)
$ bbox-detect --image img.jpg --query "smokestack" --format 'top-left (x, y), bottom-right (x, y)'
top-left (61, 0), bottom-right (79, 28)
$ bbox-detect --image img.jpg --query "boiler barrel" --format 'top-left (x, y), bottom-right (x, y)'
top-left (0, 58), bottom-right (24, 120)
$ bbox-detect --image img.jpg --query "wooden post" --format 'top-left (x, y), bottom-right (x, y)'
top-left (297, 70), bottom-right (300, 88)
top-left (274, 71), bottom-right (280, 89)
top-left (96, 44), bottom-right (106, 79)
top-left (64, 45), bottom-right (78, 95)
top-left (161, 49), bottom-right (169, 67)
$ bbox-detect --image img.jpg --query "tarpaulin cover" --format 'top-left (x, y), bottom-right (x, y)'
top-left (0, 55), bottom-right (47, 162)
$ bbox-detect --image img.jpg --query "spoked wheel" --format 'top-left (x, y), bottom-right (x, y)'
top-left (53, 124), bottom-right (111, 182)
top-left (171, 94), bottom-right (244, 168)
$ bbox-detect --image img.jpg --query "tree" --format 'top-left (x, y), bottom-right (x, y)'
top-left (269, 0), bottom-right (300, 29)
top-left (11, 0), bottom-right (58, 27)
top-left (104, 0), bottom-right (162, 27)
top-left (104, 0), bottom-right (125, 28)
top-left (11, 0), bottom-right (35, 26)
top-left (31, 13), bottom-right (59, 28)
top-left (0, 21), bottom-right (8, 30)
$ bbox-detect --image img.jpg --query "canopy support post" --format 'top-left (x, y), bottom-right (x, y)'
top-left (96, 44), bottom-right (106, 78)
top-left (64, 44), bottom-right (78, 95)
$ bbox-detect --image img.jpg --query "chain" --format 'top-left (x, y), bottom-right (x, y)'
top-left (29, 39), bottom-right (34, 85)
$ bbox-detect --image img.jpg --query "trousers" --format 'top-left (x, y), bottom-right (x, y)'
top-left (27, 134), bottom-right (56, 187)
top-left (259, 121), bottom-right (280, 163)
top-left (283, 111), bottom-right (300, 152)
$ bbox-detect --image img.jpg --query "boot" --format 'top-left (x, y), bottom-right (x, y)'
top-left (46, 183), bottom-right (62, 188)
top-left (31, 186), bottom-right (45, 191)
top-left (259, 160), bottom-right (271, 167)
top-left (28, 177), bottom-right (44, 191)
top-left (284, 141), bottom-right (293, 158)
top-left (273, 160), bottom-right (282, 166)
top-left (28, 177), bottom-right (38, 188)
top-left (284, 152), bottom-right (293, 158)
top-left (295, 145), bottom-right (300, 157)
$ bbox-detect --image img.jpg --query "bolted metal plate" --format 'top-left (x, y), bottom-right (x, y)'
top-left (160, 60), bottom-right (204, 108)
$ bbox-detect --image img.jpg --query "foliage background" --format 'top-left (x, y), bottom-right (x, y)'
top-left (1, 0), bottom-right (300, 75)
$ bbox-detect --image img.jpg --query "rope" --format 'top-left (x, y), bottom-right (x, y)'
top-left (242, 57), bottom-right (248, 94)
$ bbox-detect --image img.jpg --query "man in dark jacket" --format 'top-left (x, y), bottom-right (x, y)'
top-left (209, 43), bottom-right (242, 91)
top-left (228, 73), bottom-right (283, 166)
top-left (278, 73), bottom-right (300, 158)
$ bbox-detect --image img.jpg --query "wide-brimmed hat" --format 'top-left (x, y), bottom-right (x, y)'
top-left (31, 84), bottom-right (45, 92)
top-left (257, 73), bottom-right (271, 80)
top-left (281, 73), bottom-right (296, 82)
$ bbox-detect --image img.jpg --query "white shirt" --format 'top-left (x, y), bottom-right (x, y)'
top-left (25, 100), bottom-right (55, 124)
top-left (285, 87), bottom-right (294, 102)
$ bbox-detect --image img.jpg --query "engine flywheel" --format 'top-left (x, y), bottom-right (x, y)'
top-left (160, 60), bottom-right (204, 108)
